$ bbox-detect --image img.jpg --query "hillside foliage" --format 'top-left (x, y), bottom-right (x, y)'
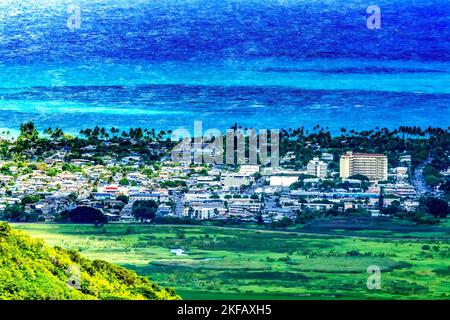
top-left (0, 223), bottom-right (179, 300)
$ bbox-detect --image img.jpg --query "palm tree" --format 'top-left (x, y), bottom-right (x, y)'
top-left (19, 121), bottom-right (39, 142)
top-left (110, 127), bottom-right (119, 137)
top-left (51, 128), bottom-right (64, 142)
top-left (43, 127), bottom-right (53, 137)
top-left (80, 128), bottom-right (92, 139)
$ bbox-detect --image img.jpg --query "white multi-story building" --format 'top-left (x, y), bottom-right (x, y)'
top-left (228, 200), bottom-right (261, 216)
top-left (183, 204), bottom-right (226, 219)
top-left (307, 157), bottom-right (328, 178)
top-left (340, 151), bottom-right (388, 181)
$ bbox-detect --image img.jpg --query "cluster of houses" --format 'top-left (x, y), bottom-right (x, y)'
top-left (0, 143), bottom-right (430, 223)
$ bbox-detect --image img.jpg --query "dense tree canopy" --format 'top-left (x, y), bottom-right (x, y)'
top-left (132, 200), bottom-right (158, 222)
top-left (69, 206), bottom-right (108, 224)
top-left (423, 197), bottom-right (449, 218)
top-left (116, 195), bottom-right (129, 204)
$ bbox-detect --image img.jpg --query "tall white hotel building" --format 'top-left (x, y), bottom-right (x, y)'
top-left (340, 151), bottom-right (388, 181)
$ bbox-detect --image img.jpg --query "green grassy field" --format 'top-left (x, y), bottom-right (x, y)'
top-left (13, 220), bottom-right (450, 300)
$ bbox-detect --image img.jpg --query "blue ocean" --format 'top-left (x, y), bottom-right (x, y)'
top-left (0, 0), bottom-right (449, 135)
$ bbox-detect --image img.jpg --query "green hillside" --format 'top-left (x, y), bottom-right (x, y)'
top-left (0, 223), bottom-right (180, 300)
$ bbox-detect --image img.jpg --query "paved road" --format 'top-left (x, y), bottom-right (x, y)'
top-left (412, 157), bottom-right (432, 195)
top-left (174, 192), bottom-right (184, 217)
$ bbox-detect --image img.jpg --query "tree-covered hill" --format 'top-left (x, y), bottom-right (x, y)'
top-left (0, 223), bottom-right (180, 300)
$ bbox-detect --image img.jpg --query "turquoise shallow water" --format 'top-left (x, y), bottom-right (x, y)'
top-left (0, 1), bottom-right (449, 134)
top-left (0, 58), bottom-right (449, 135)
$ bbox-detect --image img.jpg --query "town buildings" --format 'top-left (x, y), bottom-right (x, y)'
top-left (0, 141), bottom-right (428, 225)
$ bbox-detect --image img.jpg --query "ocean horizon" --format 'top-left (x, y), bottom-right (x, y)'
top-left (0, 0), bottom-right (449, 134)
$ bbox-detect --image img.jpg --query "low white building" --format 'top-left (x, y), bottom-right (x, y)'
top-left (184, 204), bottom-right (226, 219)
top-left (227, 199), bottom-right (261, 216)
top-left (321, 153), bottom-right (334, 162)
top-left (222, 174), bottom-right (251, 189)
top-left (238, 165), bottom-right (260, 175)
top-left (269, 176), bottom-right (299, 187)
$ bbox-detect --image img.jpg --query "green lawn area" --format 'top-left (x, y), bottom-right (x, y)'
top-left (13, 222), bottom-right (450, 300)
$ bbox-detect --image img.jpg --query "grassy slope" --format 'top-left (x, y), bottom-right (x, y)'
top-left (13, 221), bottom-right (450, 300)
top-left (0, 223), bottom-right (179, 300)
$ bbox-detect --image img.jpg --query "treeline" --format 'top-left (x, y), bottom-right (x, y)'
top-left (0, 122), bottom-right (175, 163)
top-left (2, 122), bottom-right (449, 167)
top-left (278, 125), bottom-right (449, 169)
